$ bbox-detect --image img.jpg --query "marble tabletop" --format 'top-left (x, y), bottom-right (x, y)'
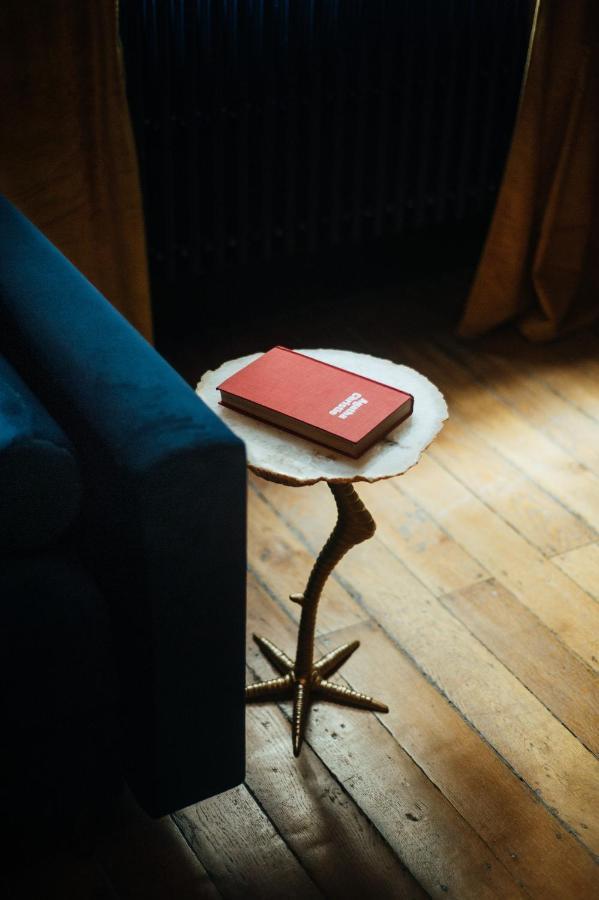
top-left (196, 348), bottom-right (448, 487)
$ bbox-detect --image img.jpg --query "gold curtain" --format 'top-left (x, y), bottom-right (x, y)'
top-left (458, 0), bottom-right (599, 342)
top-left (0, 1), bottom-right (153, 342)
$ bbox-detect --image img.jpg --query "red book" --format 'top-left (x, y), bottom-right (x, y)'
top-left (217, 347), bottom-right (414, 458)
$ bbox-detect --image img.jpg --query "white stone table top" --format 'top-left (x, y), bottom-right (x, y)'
top-left (196, 349), bottom-right (448, 487)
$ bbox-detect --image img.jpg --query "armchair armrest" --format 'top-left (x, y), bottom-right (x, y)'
top-left (0, 196), bottom-right (246, 815)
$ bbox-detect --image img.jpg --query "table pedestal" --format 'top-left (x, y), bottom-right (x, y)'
top-left (246, 483), bottom-right (389, 756)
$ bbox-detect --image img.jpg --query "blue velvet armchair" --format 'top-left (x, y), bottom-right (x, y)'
top-left (0, 196), bottom-right (247, 835)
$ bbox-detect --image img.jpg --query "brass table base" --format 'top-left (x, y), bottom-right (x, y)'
top-left (247, 635), bottom-right (388, 756)
top-left (247, 483), bottom-right (389, 756)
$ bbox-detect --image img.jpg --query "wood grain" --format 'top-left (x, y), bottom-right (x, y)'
top-left (259, 473), bottom-right (489, 598)
top-left (246, 572), bottom-right (527, 899)
top-left (552, 542), bottom-right (599, 601)
top-left (174, 784), bottom-right (322, 900)
top-left (319, 620), bottom-right (599, 900)
top-left (261, 482), bottom-right (599, 855)
top-left (396, 341), bottom-right (599, 533)
top-left (398, 454), bottom-right (599, 672)
top-left (470, 330), bottom-right (599, 422)
top-left (245, 701), bottom-right (428, 899)
top-left (429, 414), bottom-right (594, 557)
top-left (436, 334), bottom-right (599, 476)
top-left (442, 578), bottom-right (599, 755)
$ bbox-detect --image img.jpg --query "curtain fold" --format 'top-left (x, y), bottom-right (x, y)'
top-left (458, 0), bottom-right (599, 342)
top-left (0, 1), bottom-right (152, 342)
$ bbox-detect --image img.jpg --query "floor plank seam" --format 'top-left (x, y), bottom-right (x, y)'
top-left (389, 443), bottom-right (587, 577)
top-left (391, 466), bottom-right (599, 671)
top-left (438, 577), bottom-right (599, 676)
top-left (435, 586), bottom-right (599, 757)
top-left (250, 478), bottom-right (599, 775)
top-left (549, 537), bottom-right (599, 558)
top-left (248, 560), bottom-right (599, 872)
top-left (384, 335), bottom-right (599, 533)
top-left (241, 779), bottom-right (326, 898)
top-left (525, 371), bottom-right (599, 425)
top-left (550, 538), bottom-right (599, 555)
top-left (426, 411), bottom-right (598, 544)
top-left (245, 657), bottom-right (459, 898)
top-left (342, 325), bottom-right (597, 529)
top-left (376, 524), bottom-right (495, 600)
top-left (169, 814), bottom-right (225, 899)
top-left (362, 481), bottom-right (494, 591)
top-left (312, 567), bottom-right (599, 866)
top-left (313, 620), bottom-right (380, 643)
top-left (248, 642), bottom-right (537, 897)
top-left (252, 474), bottom-right (597, 696)
top-left (350, 707), bottom-right (535, 898)
top-left (548, 542), bottom-right (599, 607)
top-left (430, 336), bottom-right (599, 468)
top-left (422, 445), bottom-right (597, 562)
top-left (417, 330), bottom-right (599, 427)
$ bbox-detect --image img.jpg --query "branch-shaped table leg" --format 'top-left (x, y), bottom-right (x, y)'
top-left (246, 483), bottom-right (388, 755)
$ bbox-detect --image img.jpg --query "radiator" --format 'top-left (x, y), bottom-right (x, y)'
top-left (120, 1), bottom-right (531, 278)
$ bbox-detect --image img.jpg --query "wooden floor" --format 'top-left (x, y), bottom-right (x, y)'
top-left (7, 299), bottom-right (598, 899)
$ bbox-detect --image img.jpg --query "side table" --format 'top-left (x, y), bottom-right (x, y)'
top-left (197, 349), bottom-right (447, 755)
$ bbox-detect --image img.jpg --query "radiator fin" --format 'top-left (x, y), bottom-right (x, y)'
top-left (120, 0), bottom-right (531, 276)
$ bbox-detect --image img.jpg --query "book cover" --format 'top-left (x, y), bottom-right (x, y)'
top-left (217, 347), bottom-right (414, 457)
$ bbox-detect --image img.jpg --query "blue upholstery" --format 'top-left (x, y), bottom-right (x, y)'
top-left (0, 554), bottom-right (117, 729)
top-left (0, 356), bottom-right (80, 553)
top-left (0, 196), bottom-right (247, 820)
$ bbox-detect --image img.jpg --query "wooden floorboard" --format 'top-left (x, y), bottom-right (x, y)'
top-left (394, 341), bottom-right (599, 533)
top-left (397, 455), bottom-right (599, 672)
top-left (243, 694), bottom-right (428, 899)
top-left (435, 334), bottom-right (599, 476)
top-left (552, 542), bottom-right (599, 601)
top-left (173, 783), bottom-right (323, 900)
top-left (256, 477), bottom-right (599, 858)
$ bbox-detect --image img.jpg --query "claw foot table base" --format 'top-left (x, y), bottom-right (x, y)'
top-left (246, 483), bottom-right (389, 756)
top-left (247, 635), bottom-right (389, 756)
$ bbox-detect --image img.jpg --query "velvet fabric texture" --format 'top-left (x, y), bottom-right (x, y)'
top-left (458, 0), bottom-right (599, 341)
top-left (0, 1), bottom-right (152, 340)
top-left (0, 195), bottom-right (247, 817)
top-left (0, 357), bottom-right (81, 553)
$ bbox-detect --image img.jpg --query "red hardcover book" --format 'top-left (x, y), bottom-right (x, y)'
top-left (217, 347), bottom-right (414, 458)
